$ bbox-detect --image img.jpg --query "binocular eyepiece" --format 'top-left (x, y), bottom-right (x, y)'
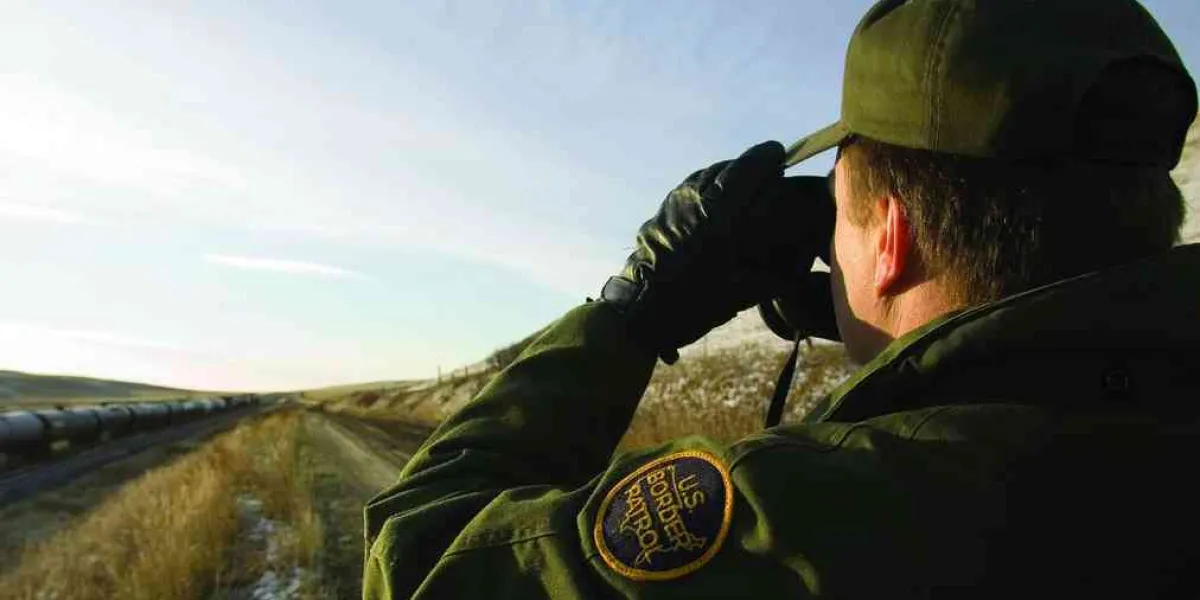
top-left (754, 173), bottom-right (841, 344)
top-left (757, 271), bottom-right (841, 343)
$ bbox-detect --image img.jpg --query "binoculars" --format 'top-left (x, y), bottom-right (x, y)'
top-left (758, 271), bottom-right (840, 342)
top-left (755, 173), bottom-right (842, 344)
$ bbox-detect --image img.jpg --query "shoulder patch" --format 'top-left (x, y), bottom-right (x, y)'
top-left (593, 450), bottom-right (733, 581)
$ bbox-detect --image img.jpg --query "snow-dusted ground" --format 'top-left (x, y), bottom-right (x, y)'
top-left (234, 496), bottom-right (309, 600)
top-left (678, 308), bottom-right (797, 359)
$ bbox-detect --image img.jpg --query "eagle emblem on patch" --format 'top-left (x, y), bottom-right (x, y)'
top-left (594, 450), bottom-right (733, 581)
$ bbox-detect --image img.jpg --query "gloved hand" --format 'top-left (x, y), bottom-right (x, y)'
top-left (598, 141), bottom-right (834, 363)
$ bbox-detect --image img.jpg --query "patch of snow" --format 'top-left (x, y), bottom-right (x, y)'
top-left (237, 495), bottom-right (307, 600)
top-left (238, 496), bottom-right (263, 510)
top-left (238, 496), bottom-right (274, 551)
top-left (251, 566), bottom-right (305, 600)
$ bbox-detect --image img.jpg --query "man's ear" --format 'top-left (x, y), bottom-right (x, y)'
top-left (873, 196), bottom-right (912, 296)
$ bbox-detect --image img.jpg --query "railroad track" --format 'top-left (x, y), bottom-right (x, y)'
top-left (0, 404), bottom-right (276, 507)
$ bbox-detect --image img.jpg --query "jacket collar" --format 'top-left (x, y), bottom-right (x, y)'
top-left (811, 244), bottom-right (1200, 423)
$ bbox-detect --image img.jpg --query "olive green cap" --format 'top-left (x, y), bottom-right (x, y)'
top-left (786, 0), bottom-right (1198, 169)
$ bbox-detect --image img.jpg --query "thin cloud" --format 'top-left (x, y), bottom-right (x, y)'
top-left (247, 213), bottom-right (614, 297)
top-left (0, 203), bottom-right (86, 223)
top-left (204, 254), bottom-right (368, 280)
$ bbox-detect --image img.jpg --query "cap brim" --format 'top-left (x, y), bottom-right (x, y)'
top-left (784, 121), bottom-right (850, 168)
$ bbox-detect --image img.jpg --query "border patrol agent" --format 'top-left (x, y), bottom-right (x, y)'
top-left (365, 0), bottom-right (1199, 597)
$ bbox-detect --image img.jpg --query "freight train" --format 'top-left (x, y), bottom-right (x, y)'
top-left (0, 395), bottom-right (260, 459)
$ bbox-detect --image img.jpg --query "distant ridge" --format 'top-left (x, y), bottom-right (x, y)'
top-left (0, 370), bottom-right (205, 407)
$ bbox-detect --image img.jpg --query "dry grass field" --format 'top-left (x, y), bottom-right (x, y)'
top-left (313, 321), bottom-right (855, 451)
top-left (0, 411), bottom-right (323, 600)
top-left (619, 340), bottom-right (853, 450)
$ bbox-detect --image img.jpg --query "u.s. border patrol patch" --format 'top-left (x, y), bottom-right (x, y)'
top-left (594, 450), bottom-right (733, 581)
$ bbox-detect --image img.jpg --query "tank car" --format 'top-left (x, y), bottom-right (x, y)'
top-left (0, 410), bottom-right (47, 454)
top-left (128, 402), bottom-right (170, 430)
top-left (95, 404), bottom-right (135, 439)
top-left (32, 407), bottom-right (102, 446)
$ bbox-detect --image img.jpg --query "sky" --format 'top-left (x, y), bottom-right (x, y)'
top-left (0, 1), bottom-right (1197, 392)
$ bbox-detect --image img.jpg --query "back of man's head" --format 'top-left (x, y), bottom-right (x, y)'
top-left (788, 0), bottom-right (1197, 306)
top-left (841, 58), bottom-right (1191, 305)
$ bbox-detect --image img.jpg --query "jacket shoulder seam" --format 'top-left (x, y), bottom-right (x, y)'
top-left (729, 423), bottom-right (864, 472)
top-left (905, 405), bottom-right (956, 440)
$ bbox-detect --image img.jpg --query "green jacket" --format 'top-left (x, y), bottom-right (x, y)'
top-left (364, 245), bottom-right (1200, 598)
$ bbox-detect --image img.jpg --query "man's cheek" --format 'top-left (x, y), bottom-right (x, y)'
top-left (829, 256), bottom-right (850, 335)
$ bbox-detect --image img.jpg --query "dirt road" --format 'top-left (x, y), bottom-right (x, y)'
top-left (302, 411), bottom-right (427, 495)
top-left (299, 410), bottom-right (431, 599)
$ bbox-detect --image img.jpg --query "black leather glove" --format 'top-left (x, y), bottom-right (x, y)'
top-left (599, 141), bottom-right (834, 363)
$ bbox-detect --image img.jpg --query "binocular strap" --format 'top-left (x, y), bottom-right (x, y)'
top-left (764, 335), bottom-right (803, 428)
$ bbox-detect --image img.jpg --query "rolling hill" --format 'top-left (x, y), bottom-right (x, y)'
top-left (0, 370), bottom-right (207, 408)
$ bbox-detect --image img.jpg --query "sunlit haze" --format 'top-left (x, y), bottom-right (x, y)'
top-left (2, 1), bottom-right (1197, 391)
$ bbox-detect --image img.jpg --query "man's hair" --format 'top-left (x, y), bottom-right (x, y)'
top-left (839, 62), bottom-right (1188, 307)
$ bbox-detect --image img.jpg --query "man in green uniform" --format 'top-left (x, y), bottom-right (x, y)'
top-left (365, 0), bottom-right (1199, 596)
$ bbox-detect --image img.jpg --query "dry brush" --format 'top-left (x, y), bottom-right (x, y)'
top-left (0, 411), bottom-right (322, 600)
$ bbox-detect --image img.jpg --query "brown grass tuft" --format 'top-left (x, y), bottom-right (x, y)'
top-left (2, 432), bottom-right (240, 599)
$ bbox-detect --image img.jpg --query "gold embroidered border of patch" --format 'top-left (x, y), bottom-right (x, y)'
top-left (592, 450), bottom-right (734, 582)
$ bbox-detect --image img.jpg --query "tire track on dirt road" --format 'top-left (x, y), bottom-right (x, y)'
top-left (302, 410), bottom-right (429, 496)
top-left (299, 410), bottom-right (432, 599)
